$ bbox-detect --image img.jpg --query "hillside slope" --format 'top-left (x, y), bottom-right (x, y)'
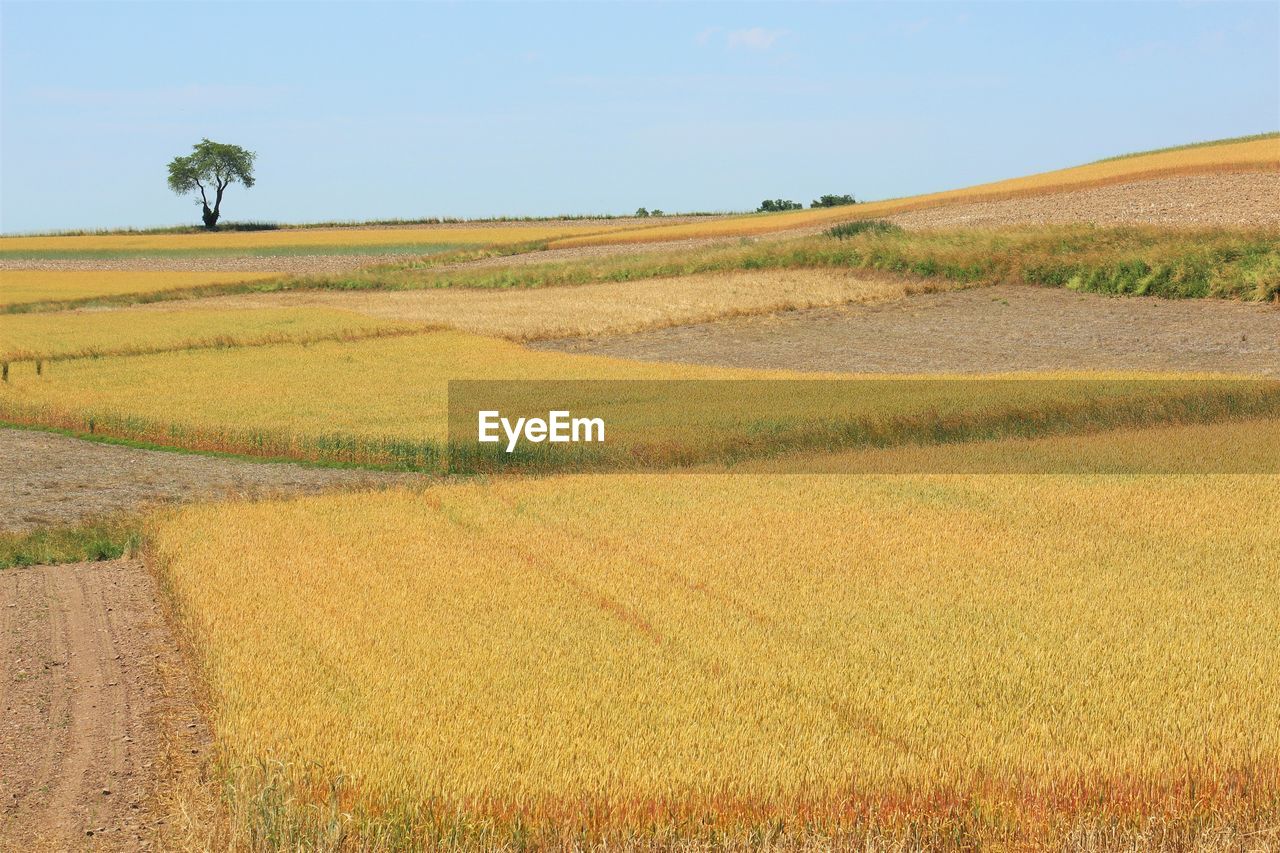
top-left (549, 134), bottom-right (1280, 247)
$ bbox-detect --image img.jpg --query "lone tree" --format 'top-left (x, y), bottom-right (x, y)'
top-left (167, 139), bottom-right (256, 229)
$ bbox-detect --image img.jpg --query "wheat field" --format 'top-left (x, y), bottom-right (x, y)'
top-left (0, 306), bottom-right (426, 362)
top-left (3, 328), bottom-right (1272, 468)
top-left (0, 270), bottom-right (281, 308)
top-left (0, 332), bottom-right (758, 464)
top-left (151, 419), bottom-right (1280, 847)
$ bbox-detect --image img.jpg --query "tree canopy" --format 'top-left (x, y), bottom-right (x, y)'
top-left (811, 193), bottom-right (858, 208)
top-left (167, 139), bottom-right (257, 229)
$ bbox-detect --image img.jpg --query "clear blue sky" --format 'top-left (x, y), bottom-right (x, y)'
top-left (2, 1), bottom-right (1277, 233)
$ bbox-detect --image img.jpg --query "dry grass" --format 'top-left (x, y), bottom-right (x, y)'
top-left (149, 422), bottom-right (1280, 847)
top-left (0, 306), bottom-right (427, 362)
top-left (549, 136), bottom-right (1280, 248)
top-left (180, 269), bottom-right (945, 342)
top-left (0, 270), bottom-right (279, 309)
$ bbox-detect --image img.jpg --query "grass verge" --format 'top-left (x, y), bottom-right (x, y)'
top-left (6, 226), bottom-right (1275, 313)
top-left (298, 225), bottom-right (1280, 302)
top-left (0, 517), bottom-right (141, 569)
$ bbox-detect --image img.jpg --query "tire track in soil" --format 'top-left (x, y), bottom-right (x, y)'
top-left (0, 560), bottom-right (206, 850)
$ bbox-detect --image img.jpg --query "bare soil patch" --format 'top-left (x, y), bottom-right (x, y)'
top-left (887, 172), bottom-right (1280, 230)
top-left (0, 429), bottom-right (422, 535)
top-left (0, 558), bottom-right (205, 850)
top-left (535, 284), bottom-right (1280, 376)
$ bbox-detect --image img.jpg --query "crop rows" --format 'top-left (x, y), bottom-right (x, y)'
top-left (150, 434), bottom-right (1280, 847)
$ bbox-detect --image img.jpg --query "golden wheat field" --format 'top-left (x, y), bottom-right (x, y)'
top-left (0, 222), bottom-right (646, 255)
top-left (0, 306), bottom-right (426, 362)
top-left (0, 269), bottom-right (281, 308)
top-left (549, 136), bottom-right (1280, 247)
top-left (3, 327), bottom-right (1271, 468)
top-left (150, 423), bottom-right (1280, 847)
top-left (724, 416), bottom-right (1280, 475)
top-left (0, 332), bottom-right (750, 459)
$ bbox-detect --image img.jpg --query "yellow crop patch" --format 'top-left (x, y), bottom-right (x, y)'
top-left (150, 430), bottom-right (1280, 845)
top-left (0, 270), bottom-right (280, 308)
top-left (1, 326), bottom-right (1272, 468)
top-left (0, 306), bottom-right (425, 362)
top-left (0, 332), bottom-right (762, 462)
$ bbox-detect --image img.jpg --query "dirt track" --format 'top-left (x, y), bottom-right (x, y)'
top-left (537, 284), bottom-right (1280, 376)
top-left (0, 559), bottom-right (205, 850)
top-left (0, 428), bottom-right (422, 534)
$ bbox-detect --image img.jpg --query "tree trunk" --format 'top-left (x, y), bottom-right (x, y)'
top-left (201, 202), bottom-right (219, 229)
top-left (210, 182), bottom-right (227, 229)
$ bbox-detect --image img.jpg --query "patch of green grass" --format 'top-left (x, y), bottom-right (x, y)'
top-left (0, 518), bottom-right (141, 569)
top-left (825, 219), bottom-right (903, 239)
top-left (300, 224), bottom-right (1276, 302)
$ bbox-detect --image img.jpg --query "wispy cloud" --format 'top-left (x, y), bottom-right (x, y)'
top-left (725, 27), bottom-right (787, 51)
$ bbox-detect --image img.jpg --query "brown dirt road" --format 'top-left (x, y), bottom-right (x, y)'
top-left (0, 559), bottom-right (205, 851)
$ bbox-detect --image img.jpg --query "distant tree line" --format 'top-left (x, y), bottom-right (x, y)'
top-left (757, 199), bottom-right (804, 212)
top-left (632, 194), bottom-right (860, 218)
top-left (757, 193), bottom-right (859, 213)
